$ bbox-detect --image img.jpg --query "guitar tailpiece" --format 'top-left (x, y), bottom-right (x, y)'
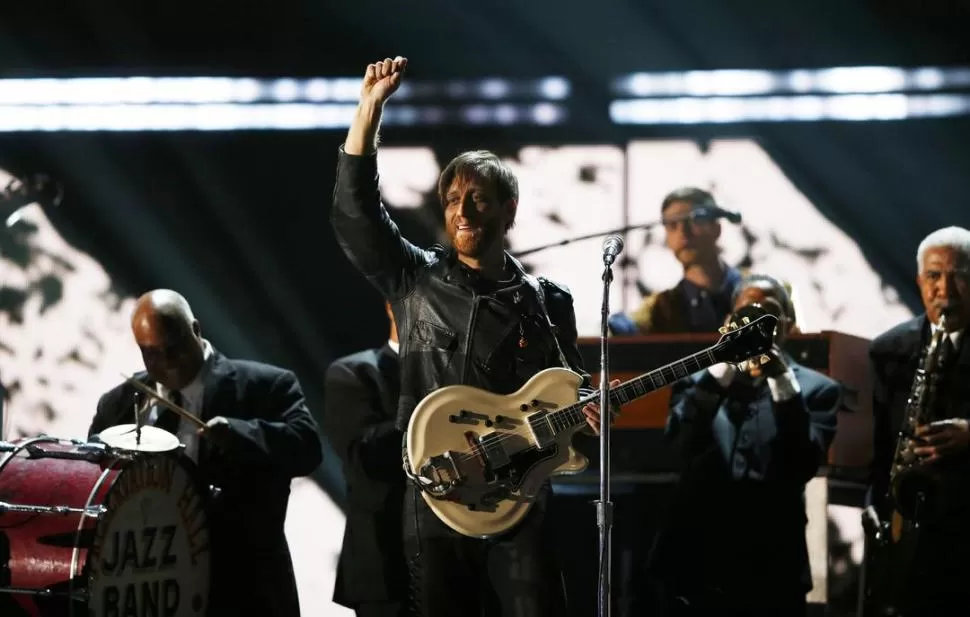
top-left (402, 455), bottom-right (450, 496)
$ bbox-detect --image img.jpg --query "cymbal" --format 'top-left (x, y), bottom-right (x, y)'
top-left (98, 424), bottom-right (181, 453)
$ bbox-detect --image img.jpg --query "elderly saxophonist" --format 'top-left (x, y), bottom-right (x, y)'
top-left (866, 226), bottom-right (970, 617)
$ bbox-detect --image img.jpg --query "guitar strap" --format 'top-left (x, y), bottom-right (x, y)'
top-left (522, 273), bottom-right (571, 370)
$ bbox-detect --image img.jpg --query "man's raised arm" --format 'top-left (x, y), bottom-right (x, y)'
top-left (331, 56), bottom-right (429, 298)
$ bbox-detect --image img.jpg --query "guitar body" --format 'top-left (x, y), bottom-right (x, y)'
top-left (405, 306), bottom-right (777, 539)
top-left (406, 367), bottom-right (588, 538)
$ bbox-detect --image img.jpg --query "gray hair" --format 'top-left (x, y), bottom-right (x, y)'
top-left (916, 226), bottom-right (970, 271)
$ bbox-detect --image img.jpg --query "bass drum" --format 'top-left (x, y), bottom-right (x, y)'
top-left (0, 436), bottom-right (210, 617)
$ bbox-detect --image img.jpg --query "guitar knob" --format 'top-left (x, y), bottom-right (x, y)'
top-left (717, 326), bottom-right (728, 334)
top-left (759, 354), bottom-right (770, 364)
top-left (742, 317), bottom-right (750, 324)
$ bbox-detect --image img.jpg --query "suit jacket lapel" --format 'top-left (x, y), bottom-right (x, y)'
top-left (198, 352), bottom-right (235, 465)
top-left (953, 325), bottom-right (970, 372)
top-left (201, 352), bottom-right (235, 423)
top-left (901, 315), bottom-right (927, 358)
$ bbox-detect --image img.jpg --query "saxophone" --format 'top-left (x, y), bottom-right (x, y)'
top-left (888, 312), bottom-right (951, 524)
top-left (861, 315), bottom-right (953, 616)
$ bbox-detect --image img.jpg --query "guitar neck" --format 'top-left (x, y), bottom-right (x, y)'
top-left (549, 346), bottom-right (719, 432)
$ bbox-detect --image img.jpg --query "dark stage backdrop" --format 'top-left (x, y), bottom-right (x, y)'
top-left (1, 1), bottom-right (969, 614)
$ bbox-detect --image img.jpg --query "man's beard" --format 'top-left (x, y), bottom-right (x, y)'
top-left (452, 223), bottom-right (501, 258)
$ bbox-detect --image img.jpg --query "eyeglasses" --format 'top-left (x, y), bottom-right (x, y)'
top-left (662, 211), bottom-right (718, 230)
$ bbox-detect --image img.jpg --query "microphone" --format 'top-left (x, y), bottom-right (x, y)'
top-left (691, 204), bottom-right (742, 224)
top-left (602, 234), bottom-right (624, 266)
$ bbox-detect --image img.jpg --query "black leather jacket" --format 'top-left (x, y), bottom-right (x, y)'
top-left (330, 148), bottom-right (590, 432)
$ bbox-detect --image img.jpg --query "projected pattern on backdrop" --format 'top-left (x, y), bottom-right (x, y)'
top-left (0, 172), bottom-right (351, 616)
top-left (380, 138), bottom-right (913, 338)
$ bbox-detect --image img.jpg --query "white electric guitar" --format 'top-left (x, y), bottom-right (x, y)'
top-left (405, 306), bottom-right (778, 538)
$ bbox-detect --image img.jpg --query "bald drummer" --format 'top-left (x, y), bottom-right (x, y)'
top-left (88, 289), bottom-right (323, 617)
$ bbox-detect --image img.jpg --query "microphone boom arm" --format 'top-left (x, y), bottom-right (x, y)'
top-left (512, 220), bottom-right (663, 259)
top-left (510, 205), bottom-right (740, 259)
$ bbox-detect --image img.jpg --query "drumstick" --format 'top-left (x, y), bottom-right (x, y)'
top-left (120, 373), bottom-right (207, 429)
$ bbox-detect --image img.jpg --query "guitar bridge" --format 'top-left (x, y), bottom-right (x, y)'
top-left (417, 452), bottom-right (464, 497)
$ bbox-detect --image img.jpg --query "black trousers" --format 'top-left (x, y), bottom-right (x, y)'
top-left (644, 579), bottom-right (807, 617)
top-left (864, 522), bottom-right (970, 617)
top-left (402, 486), bottom-right (566, 617)
top-left (356, 602), bottom-right (408, 617)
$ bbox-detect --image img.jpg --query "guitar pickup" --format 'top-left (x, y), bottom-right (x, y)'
top-left (475, 432), bottom-right (510, 470)
top-left (526, 411), bottom-right (556, 449)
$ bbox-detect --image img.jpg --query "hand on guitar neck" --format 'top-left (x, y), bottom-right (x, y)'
top-left (405, 306), bottom-right (778, 538)
top-left (580, 379), bottom-right (621, 435)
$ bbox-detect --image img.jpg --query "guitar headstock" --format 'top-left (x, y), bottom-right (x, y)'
top-left (711, 304), bottom-right (778, 367)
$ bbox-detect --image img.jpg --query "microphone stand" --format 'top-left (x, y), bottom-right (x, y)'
top-left (0, 378), bottom-right (6, 442)
top-left (512, 220), bottom-right (664, 259)
top-left (596, 254), bottom-right (616, 617)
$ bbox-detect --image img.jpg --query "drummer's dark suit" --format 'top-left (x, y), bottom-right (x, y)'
top-left (88, 350), bottom-right (323, 617)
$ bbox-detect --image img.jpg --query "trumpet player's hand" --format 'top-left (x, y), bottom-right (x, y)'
top-left (913, 418), bottom-right (970, 463)
top-left (748, 345), bottom-right (788, 378)
top-left (582, 379), bottom-right (621, 435)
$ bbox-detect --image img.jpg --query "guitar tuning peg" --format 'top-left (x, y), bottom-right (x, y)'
top-left (759, 354), bottom-right (770, 364)
top-left (742, 317), bottom-right (750, 324)
top-left (717, 326), bottom-right (728, 334)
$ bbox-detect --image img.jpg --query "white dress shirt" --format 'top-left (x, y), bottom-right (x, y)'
top-left (931, 321), bottom-right (963, 351)
top-left (387, 339), bottom-right (399, 354)
top-left (149, 339), bottom-right (215, 462)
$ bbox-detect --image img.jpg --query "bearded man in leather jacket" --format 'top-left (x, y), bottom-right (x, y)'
top-left (330, 56), bottom-right (608, 617)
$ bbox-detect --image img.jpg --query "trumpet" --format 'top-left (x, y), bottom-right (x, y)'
top-left (719, 302), bottom-right (778, 373)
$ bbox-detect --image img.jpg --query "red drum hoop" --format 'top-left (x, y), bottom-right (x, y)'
top-left (0, 437), bottom-right (211, 617)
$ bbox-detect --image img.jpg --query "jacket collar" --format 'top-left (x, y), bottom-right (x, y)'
top-left (435, 245), bottom-right (526, 292)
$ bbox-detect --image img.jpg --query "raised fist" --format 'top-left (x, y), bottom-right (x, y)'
top-left (361, 56), bottom-right (407, 105)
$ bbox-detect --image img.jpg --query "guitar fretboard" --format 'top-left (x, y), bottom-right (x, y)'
top-left (546, 348), bottom-right (719, 434)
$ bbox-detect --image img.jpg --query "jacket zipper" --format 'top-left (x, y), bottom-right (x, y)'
top-left (460, 293), bottom-right (480, 384)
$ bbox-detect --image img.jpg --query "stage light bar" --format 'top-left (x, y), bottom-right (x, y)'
top-left (0, 76), bottom-right (571, 106)
top-left (612, 65), bottom-right (970, 98)
top-left (0, 102), bottom-right (568, 132)
top-left (609, 93), bottom-right (970, 124)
